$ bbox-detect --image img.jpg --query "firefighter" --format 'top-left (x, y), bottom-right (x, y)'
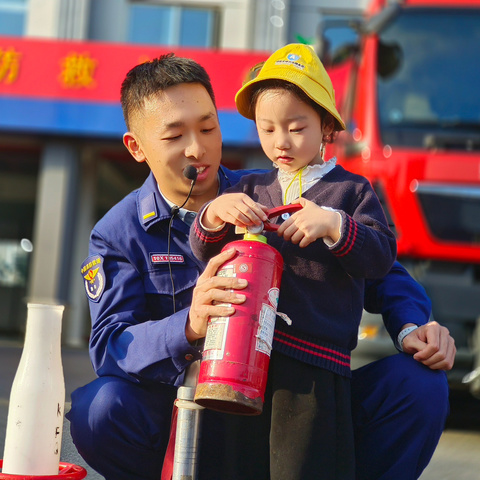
top-left (67, 53), bottom-right (455, 480)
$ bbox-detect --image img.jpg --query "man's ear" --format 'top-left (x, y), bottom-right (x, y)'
top-left (123, 132), bottom-right (146, 163)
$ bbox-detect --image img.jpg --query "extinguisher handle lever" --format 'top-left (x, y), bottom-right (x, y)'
top-left (263, 204), bottom-right (303, 231)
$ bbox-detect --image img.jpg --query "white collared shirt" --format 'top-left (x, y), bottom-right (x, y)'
top-left (277, 157), bottom-right (337, 205)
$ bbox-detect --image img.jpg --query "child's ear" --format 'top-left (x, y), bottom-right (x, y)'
top-left (322, 114), bottom-right (335, 136)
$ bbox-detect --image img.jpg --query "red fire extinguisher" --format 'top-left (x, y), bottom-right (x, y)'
top-left (194, 204), bottom-right (302, 415)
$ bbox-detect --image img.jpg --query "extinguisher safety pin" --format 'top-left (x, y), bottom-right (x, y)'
top-left (247, 203), bottom-right (303, 235)
top-left (261, 204), bottom-right (304, 232)
top-left (242, 204), bottom-right (303, 234)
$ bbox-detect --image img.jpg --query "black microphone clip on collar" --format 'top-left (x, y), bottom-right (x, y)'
top-left (170, 165), bottom-right (198, 216)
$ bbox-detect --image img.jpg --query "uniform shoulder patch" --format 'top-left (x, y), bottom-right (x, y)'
top-left (80, 254), bottom-right (105, 302)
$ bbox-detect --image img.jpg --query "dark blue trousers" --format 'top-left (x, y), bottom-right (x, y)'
top-left (67, 353), bottom-right (449, 480)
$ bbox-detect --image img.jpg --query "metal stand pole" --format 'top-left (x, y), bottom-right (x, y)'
top-left (463, 316), bottom-right (480, 399)
top-left (172, 361), bottom-right (204, 480)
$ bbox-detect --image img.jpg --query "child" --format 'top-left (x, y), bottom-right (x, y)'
top-left (190, 43), bottom-right (397, 479)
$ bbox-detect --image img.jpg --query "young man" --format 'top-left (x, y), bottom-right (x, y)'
top-left (67, 53), bottom-right (455, 480)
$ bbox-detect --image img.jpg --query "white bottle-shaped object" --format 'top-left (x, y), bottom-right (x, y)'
top-left (2, 303), bottom-right (66, 475)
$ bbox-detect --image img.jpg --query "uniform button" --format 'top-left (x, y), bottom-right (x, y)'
top-left (185, 353), bottom-right (194, 361)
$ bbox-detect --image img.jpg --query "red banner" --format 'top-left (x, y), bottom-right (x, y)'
top-left (0, 36), bottom-right (269, 109)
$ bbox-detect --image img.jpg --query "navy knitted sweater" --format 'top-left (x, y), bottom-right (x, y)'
top-left (190, 165), bottom-right (397, 377)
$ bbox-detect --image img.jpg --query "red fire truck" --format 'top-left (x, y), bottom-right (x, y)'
top-left (321, 0), bottom-right (480, 394)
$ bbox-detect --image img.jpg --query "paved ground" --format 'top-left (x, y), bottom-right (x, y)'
top-left (420, 388), bottom-right (480, 479)
top-left (420, 429), bottom-right (480, 480)
top-left (1, 339), bottom-right (480, 479)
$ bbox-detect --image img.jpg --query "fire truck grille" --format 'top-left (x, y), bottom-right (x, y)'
top-left (416, 184), bottom-right (480, 244)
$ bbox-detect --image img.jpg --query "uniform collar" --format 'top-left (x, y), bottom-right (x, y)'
top-left (158, 187), bottom-right (197, 225)
top-left (137, 172), bottom-right (172, 230)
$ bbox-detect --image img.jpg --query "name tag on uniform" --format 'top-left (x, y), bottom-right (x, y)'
top-left (150, 253), bottom-right (185, 264)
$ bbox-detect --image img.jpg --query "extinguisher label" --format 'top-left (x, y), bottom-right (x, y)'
top-left (256, 303), bottom-right (276, 356)
top-left (203, 316), bottom-right (229, 361)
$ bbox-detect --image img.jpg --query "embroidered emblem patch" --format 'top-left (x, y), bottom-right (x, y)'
top-left (80, 254), bottom-right (105, 302)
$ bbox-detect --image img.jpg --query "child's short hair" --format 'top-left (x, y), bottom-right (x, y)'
top-left (120, 53), bottom-right (216, 130)
top-left (235, 43), bottom-right (345, 132)
top-left (249, 79), bottom-right (330, 123)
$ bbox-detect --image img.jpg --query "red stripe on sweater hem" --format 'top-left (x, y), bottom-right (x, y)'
top-left (274, 329), bottom-right (351, 360)
top-left (274, 337), bottom-right (351, 367)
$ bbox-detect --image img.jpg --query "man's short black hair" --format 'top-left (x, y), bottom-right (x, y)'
top-left (120, 53), bottom-right (216, 129)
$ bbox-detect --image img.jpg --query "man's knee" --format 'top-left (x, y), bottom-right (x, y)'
top-left (352, 354), bottom-right (450, 480)
top-left (381, 354), bottom-right (449, 418)
top-left (352, 353), bottom-right (450, 422)
top-left (67, 377), bottom-right (136, 454)
top-left (67, 377), bottom-right (177, 479)
top-left (67, 377), bottom-right (175, 461)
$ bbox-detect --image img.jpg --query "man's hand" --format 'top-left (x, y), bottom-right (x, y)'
top-left (187, 248), bottom-right (247, 342)
top-left (401, 321), bottom-right (456, 371)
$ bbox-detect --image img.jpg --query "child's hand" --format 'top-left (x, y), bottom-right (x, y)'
top-left (276, 198), bottom-right (341, 247)
top-left (203, 193), bottom-right (269, 230)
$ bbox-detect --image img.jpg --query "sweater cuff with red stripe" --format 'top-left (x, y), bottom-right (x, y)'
top-left (328, 212), bottom-right (366, 258)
